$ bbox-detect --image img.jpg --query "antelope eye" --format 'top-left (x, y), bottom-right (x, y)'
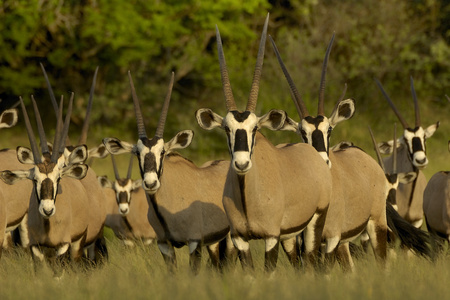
top-left (224, 126), bottom-right (230, 134)
top-left (252, 126), bottom-right (258, 133)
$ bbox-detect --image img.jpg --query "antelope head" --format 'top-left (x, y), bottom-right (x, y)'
top-left (0, 96), bottom-right (88, 219)
top-left (103, 72), bottom-right (193, 194)
top-left (270, 34), bottom-right (355, 168)
top-left (375, 77), bottom-right (439, 169)
top-left (196, 14), bottom-right (287, 175)
top-left (98, 155), bottom-right (142, 215)
top-left (369, 124), bottom-right (417, 210)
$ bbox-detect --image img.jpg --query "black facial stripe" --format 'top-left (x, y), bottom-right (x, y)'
top-left (412, 137), bottom-right (424, 153)
top-left (231, 111), bottom-right (251, 122)
top-left (234, 129), bottom-right (249, 152)
top-left (387, 188), bottom-right (397, 205)
top-left (118, 191), bottom-right (129, 204)
top-left (40, 178), bottom-right (55, 200)
top-left (311, 130), bottom-right (326, 152)
top-left (386, 174), bottom-right (397, 184)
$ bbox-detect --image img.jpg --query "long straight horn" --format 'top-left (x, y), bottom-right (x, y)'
top-left (368, 126), bottom-right (385, 172)
top-left (393, 123), bottom-right (397, 174)
top-left (31, 96), bottom-right (49, 155)
top-left (246, 13), bottom-right (269, 113)
top-left (58, 93), bottom-right (74, 156)
top-left (155, 72), bottom-right (174, 138)
top-left (126, 155), bottom-right (134, 179)
top-left (216, 25), bottom-right (237, 111)
top-left (78, 66), bottom-right (99, 145)
top-left (269, 35), bottom-right (309, 119)
top-left (128, 71), bottom-right (147, 139)
top-left (51, 97), bottom-right (64, 162)
top-left (318, 33), bottom-right (335, 116)
top-left (338, 83), bottom-right (348, 103)
top-left (40, 63), bottom-right (59, 116)
top-left (374, 78), bottom-right (409, 129)
top-left (19, 97), bottom-right (41, 163)
top-left (410, 76), bottom-right (421, 127)
top-left (111, 155), bottom-right (120, 181)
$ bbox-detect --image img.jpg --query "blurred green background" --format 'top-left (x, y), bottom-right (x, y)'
top-left (0, 0), bottom-right (449, 179)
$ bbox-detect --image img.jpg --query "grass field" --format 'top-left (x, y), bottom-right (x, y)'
top-left (0, 236), bottom-right (449, 300)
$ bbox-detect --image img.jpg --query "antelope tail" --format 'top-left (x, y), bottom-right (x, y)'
top-left (386, 202), bottom-right (432, 260)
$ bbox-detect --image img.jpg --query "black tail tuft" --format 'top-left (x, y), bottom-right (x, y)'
top-left (386, 202), bottom-right (432, 260)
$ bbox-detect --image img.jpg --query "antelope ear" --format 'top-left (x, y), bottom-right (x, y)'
top-left (259, 109), bottom-right (287, 131)
top-left (398, 172), bottom-right (417, 184)
top-left (61, 164), bottom-right (88, 180)
top-left (331, 141), bottom-right (354, 151)
top-left (165, 130), bottom-right (194, 153)
top-left (132, 179), bottom-right (142, 190)
top-left (89, 143), bottom-right (109, 159)
top-left (377, 139), bottom-right (402, 155)
top-left (98, 176), bottom-right (113, 189)
top-left (0, 109), bottom-right (18, 129)
top-left (68, 145), bottom-right (88, 165)
top-left (16, 146), bottom-right (36, 164)
top-left (103, 138), bottom-right (135, 155)
top-left (277, 115), bottom-right (299, 133)
top-left (424, 121), bottom-right (439, 138)
top-left (195, 108), bottom-right (223, 130)
top-left (329, 98), bottom-right (355, 127)
top-left (0, 169), bottom-right (33, 185)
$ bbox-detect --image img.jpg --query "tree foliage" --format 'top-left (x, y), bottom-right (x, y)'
top-left (0, 0), bottom-right (448, 166)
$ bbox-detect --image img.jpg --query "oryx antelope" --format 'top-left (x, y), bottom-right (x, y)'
top-left (103, 71), bottom-right (232, 273)
top-left (0, 108), bottom-right (33, 256)
top-left (375, 77), bottom-right (439, 228)
top-left (270, 34), bottom-right (388, 271)
top-left (195, 14), bottom-right (332, 272)
top-left (368, 125), bottom-right (431, 259)
top-left (98, 154), bottom-right (156, 246)
top-left (40, 64), bottom-right (110, 261)
top-left (423, 141), bottom-right (450, 254)
top-left (0, 96), bottom-right (105, 274)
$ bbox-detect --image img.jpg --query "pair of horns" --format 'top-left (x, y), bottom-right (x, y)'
top-left (111, 154), bottom-right (134, 181)
top-left (129, 71), bottom-right (175, 139)
top-left (369, 124), bottom-right (397, 174)
top-left (216, 13), bottom-right (269, 112)
top-left (375, 76), bottom-right (421, 129)
top-left (40, 63), bottom-right (99, 145)
top-left (271, 32), bottom-right (346, 119)
top-left (20, 94), bottom-right (73, 164)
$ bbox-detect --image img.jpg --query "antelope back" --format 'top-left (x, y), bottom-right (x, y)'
top-left (146, 153), bottom-right (229, 243)
top-left (423, 171), bottom-right (450, 235)
top-left (327, 148), bottom-right (387, 236)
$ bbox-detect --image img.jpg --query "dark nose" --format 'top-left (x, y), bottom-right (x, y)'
top-left (235, 161), bottom-right (249, 171)
top-left (415, 157), bottom-right (426, 165)
top-left (43, 208), bottom-right (54, 216)
top-left (144, 180), bottom-right (157, 190)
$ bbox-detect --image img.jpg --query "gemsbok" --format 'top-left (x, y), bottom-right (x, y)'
top-left (368, 125), bottom-right (431, 259)
top-left (423, 141), bottom-right (450, 255)
top-left (40, 64), bottom-right (110, 261)
top-left (269, 34), bottom-right (388, 271)
top-left (195, 14), bottom-right (332, 272)
top-left (98, 154), bottom-right (156, 246)
top-left (375, 77), bottom-right (439, 228)
top-left (0, 107), bottom-right (31, 256)
top-left (0, 96), bottom-right (105, 275)
top-left (103, 71), bottom-right (232, 273)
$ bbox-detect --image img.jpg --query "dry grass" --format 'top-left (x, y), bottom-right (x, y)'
top-left (1, 238), bottom-right (449, 300)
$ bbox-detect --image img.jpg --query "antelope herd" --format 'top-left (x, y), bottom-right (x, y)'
top-left (0, 14), bottom-right (447, 276)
